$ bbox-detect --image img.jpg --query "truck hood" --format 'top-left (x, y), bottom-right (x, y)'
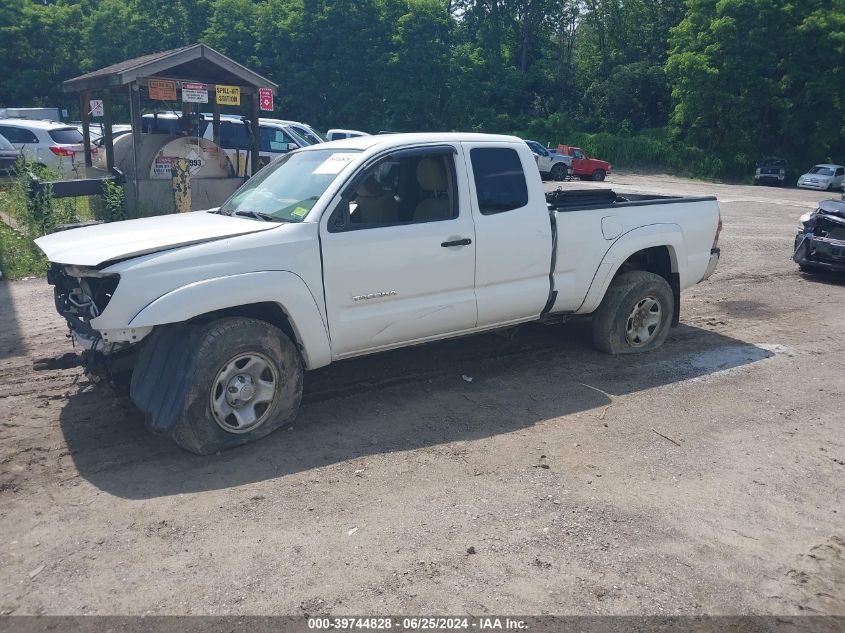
top-left (818, 199), bottom-right (845, 219)
top-left (35, 211), bottom-right (277, 267)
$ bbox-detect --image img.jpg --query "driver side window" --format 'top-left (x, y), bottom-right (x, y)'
top-left (330, 151), bottom-right (457, 231)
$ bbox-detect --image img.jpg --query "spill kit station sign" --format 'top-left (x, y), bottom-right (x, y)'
top-left (215, 85), bottom-right (241, 106)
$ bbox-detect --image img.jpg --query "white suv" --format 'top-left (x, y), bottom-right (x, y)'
top-left (0, 118), bottom-right (89, 173)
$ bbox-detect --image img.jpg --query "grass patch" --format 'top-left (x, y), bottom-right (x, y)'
top-left (0, 220), bottom-right (46, 280)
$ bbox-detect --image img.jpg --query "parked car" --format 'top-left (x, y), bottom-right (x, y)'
top-left (524, 139), bottom-right (571, 181)
top-left (793, 199), bottom-right (845, 273)
top-left (797, 164), bottom-right (845, 191)
top-left (554, 145), bottom-right (612, 181)
top-left (266, 119), bottom-right (325, 145)
top-left (74, 123), bottom-right (132, 144)
top-left (754, 157), bottom-right (789, 186)
top-left (0, 132), bottom-right (22, 176)
top-left (327, 128), bottom-right (370, 141)
top-left (36, 133), bottom-right (722, 454)
top-left (92, 127), bottom-right (134, 169)
top-left (0, 118), bottom-right (91, 172)
top-left (139, 112), bottom-right (307, 175)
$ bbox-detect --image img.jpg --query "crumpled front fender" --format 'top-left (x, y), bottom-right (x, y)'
top-left (129, 271), bottom-right (331, 369)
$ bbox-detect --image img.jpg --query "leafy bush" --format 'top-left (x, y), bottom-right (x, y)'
top-left (3, 160), bottom-right (82, 237)
top-left (99, 179), bottom-right (126, 223)
top-left (0, 221), bottom-right (46, 280)
top-left (513, 123), bottom-right (754, 180)
top-left (0, 159), bottom-right (86, 279)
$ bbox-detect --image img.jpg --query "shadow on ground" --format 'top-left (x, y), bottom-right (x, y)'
top-left (58, 320), bottom-right (774, 499)
top-left (0, 281), bottom-right (27, 360)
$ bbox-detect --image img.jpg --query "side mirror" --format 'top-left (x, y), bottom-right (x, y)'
top-left (288, 143), bottom-right (299, 151)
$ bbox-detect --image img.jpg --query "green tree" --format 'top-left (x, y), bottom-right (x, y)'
top-left (667, 0), bottom-right (845, 168)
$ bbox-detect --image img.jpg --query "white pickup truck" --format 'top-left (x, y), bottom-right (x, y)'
top-left (36, 133), bottom-right (721, 454)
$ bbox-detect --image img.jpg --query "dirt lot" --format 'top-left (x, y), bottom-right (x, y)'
top-left (0, 173), bottom-right (842, 616)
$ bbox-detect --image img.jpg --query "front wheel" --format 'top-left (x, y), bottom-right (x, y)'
top-left (551, 164), bottom-right (567, 181)
top-left (169, 318), bottom-right (303, 454)
top-left (591, 271), bottom-right (674, 355)
top-left (592, 169), bottom-right (606, 182)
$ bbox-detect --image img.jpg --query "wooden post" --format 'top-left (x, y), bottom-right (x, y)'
top-left (102, 90), bottom-right (115, 173)
top-left (212, 100), bottom-right (221, 146)
top-left (171, 158), bottom-right (191, 213)
top-left (80, 91), bottom-right (92, 168)
top-left (129, 83), bottom-right (142, 148)
top-left (129, 82), bottom-right (141, 198)
top-left (250, 92), bottom-right (260, 176)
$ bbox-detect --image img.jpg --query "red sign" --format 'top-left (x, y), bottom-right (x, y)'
top-left (259, 88), bottom-right (274, 112)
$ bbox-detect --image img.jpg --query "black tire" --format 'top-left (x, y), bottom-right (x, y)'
top-left (592, 169), bottom-right (606, 182)
top-left (798, 263), bottom-right (819, 274)
top-left (551, 163), bottom-right (567, 182)
top-left (169, 318), bottom-right (303, 454)
top-left (591, 271), bottom-right (674, 355)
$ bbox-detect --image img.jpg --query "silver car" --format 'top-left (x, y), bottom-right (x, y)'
top-left (797, 164), bottom-right (845, 191)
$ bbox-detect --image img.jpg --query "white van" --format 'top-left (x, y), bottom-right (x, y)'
top-left (326, 128), bottom-right (370, 141)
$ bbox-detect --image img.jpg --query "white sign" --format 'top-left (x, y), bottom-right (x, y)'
top-left (313, 153), bottom-right (358, 175)
top-left (89, 100), bottom-right (104, 117)
top-left (184, 150), bottom-right (205, 174)
top-left (182, 82), bottom-right (208, 104)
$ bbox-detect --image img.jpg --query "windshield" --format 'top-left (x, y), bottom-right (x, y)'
top-left (218, 149), bottom-right (361, 222)
top-left (809, 166), bottom-right (834, 176)
top-left (0, 134), bottom-right (14, 151)
top-left (291, 125), bottom-right (323, 145)
top-left (285, 127), bottom-right (312, 147)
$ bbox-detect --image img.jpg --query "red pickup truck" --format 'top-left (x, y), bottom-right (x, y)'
top-left (555, 145), bottom-right (612, 181)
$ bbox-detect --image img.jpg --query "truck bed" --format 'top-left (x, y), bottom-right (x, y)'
top-left (546, 188), bottom-right (721, 316)
top-left (546, 188), bottom-right (716, 211)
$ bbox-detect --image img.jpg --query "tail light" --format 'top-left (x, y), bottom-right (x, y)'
top-left (713, 215), bottom-right (723, 249)
top-left (90, 145), bottom-right (98, 154)
top-left (49, 146), bottom-right (75, 157)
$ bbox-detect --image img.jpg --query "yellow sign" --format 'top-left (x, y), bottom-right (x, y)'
top-left (215, 85), bottom-right (240, 106)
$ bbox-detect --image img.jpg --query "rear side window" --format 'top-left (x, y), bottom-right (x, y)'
top-left (470, 147), bottom-right (528, 215)
top-left (0, 126), bottom-right (38, 144)
top-left (837, 168), bottom-right (844, 177)
top-left (48, 128), bottom-right (84, 144)
top-left (220, 121), bottom-right (251, 150)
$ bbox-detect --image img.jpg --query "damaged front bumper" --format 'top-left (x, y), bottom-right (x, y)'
top-left (793, 205), bottom-right (845, 272)
top-left (44, 263), bottom-right (152, 377)
top-left (793, 232), bottom-right (845, 272)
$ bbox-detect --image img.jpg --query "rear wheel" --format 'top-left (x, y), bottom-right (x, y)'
top-left (169, 318), bottom-right (303, 454)
top-left (591, 271), bottom-right (674, 355)
top-left (551, 164), bottom-right (567, 181)
top-left (592, 169), bottom-right (606, 182)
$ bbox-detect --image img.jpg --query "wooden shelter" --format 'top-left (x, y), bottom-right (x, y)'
top-left (63, 44), bottom-right (278, 178)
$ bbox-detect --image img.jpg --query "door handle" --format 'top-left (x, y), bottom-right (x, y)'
top-left (441, 238), bottom-right (472, 247)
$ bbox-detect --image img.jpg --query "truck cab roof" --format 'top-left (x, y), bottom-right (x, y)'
top-left (306, 132), bottom-right (524, 153)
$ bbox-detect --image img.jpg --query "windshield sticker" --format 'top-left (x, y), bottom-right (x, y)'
top-left (313, 153), bottom-right (358, 175)
top-left (291, 206), bottom-right (309, 218)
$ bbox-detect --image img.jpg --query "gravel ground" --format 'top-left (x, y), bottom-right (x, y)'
top-left (0, 173), bottom-right (842, 616)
